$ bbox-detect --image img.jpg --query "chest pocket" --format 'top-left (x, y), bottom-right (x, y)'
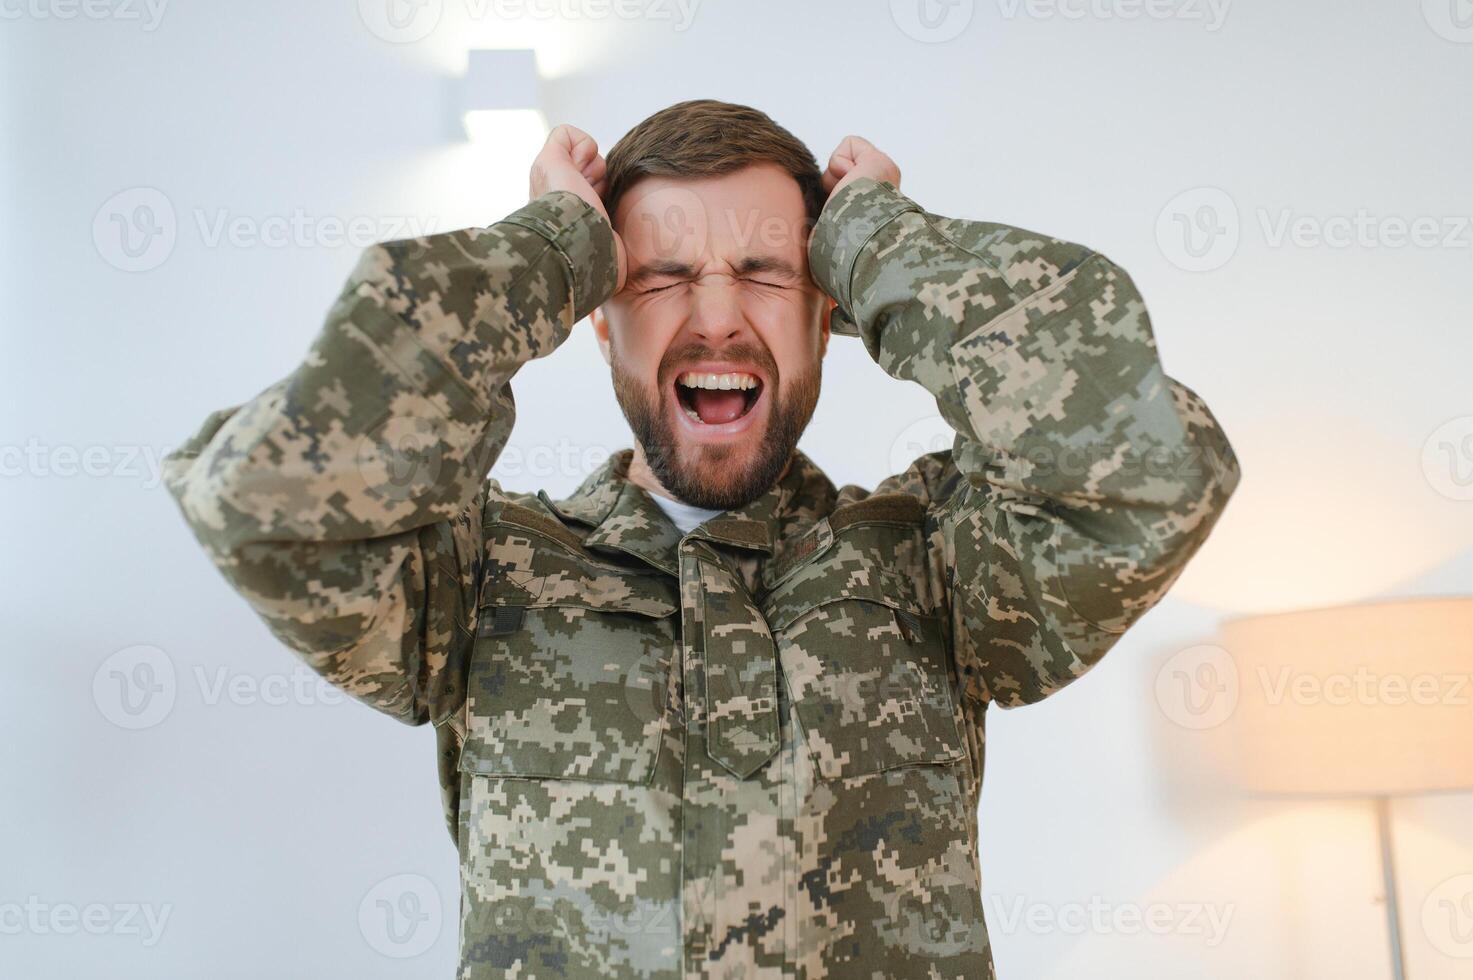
top-left (764, 509), bottom-right (965, 782)
top-left (461, 523), bottom-right (679, 786)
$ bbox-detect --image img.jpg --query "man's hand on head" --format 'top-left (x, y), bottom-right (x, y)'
top-left (529, 124), bottom-right (628, 292)
top-left (821, 135), bottom-right (901, 202)
top-left (811, 136), bottom-right (900, 303)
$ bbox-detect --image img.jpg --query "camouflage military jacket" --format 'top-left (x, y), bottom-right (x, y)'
top-left (166, 177), bottom-right (1239, 979)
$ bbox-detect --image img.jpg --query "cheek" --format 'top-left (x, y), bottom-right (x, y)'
top-left (744, 295), bottom-right (825, 366)
top-left (609, 305), bottom-right (682, 377)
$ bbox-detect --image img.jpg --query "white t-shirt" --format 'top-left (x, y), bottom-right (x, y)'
top-left (648, 493), bottom-right (723, 535)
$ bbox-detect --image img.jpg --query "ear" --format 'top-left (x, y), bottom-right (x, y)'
top-left (818, 295), bottom-right (836, 358)
top-left (591, 306), bottom-right (612, 365)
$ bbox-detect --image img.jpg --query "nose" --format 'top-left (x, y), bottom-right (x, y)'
top-left (688, 277), bottom-right (747, 344)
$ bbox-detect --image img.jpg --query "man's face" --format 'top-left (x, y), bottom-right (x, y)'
top-left (594, 163), bottom-right (832, 510)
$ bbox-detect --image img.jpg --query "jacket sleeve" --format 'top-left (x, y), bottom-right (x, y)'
top-left (809, 178), bottom-right (1240, 708)
top-left (163, 191), bottom-right (619, 725)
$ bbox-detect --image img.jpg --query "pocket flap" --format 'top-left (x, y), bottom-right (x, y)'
top-left (478, 524), bottom-right (679, 620)
top-left (775, 597), bottom-right (964, 781)
top-left (761, 497), bottom-right (932, 631)
top-left (465, 538), bottom-right (677, 783)
top-left (763, 537), bottom-right (928, 633)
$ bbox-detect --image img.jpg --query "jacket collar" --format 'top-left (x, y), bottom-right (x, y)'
top-left (543, 449), bottom-right (833, 577)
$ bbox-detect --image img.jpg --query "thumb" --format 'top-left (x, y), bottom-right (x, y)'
top-left (822, 156), bottom-right (855, 195)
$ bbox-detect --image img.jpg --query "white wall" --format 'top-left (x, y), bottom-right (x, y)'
top-left (3, 1), bottom-right (1471, 976)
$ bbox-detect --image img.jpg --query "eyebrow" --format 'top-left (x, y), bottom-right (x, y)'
top-left (626, 254), bottom-right (805, 288)
top-left (626, 259), bottom-right (695, 288)
top-left (733, 255), bottom-right (804, 280)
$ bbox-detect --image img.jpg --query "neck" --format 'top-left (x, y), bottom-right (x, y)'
top-left (624, 443), bottom-right (679, 503)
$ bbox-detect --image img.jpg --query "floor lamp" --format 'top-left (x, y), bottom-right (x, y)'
top-left (1219, 598), bottom-right (1473, 979)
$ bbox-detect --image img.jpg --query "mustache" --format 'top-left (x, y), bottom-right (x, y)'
top-left (658, 343), bottom-right (777, 387)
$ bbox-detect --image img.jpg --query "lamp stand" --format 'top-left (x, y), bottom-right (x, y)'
top-left (1374, 795), bottom-right (1407, 980)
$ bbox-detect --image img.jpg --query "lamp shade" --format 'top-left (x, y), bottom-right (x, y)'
top-left (459, 50), bottom-right (546, 144)
top-left (462, 49), bottom-right (540, 113)
top-left (1214, 597), bottom-right (1473, 797)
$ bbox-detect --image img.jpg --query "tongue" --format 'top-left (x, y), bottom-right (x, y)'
top-left (691, 388), bottom-right (747, 424)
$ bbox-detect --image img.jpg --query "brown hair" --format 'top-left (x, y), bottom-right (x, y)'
top-left (603, 99), bottom-right (824, 230)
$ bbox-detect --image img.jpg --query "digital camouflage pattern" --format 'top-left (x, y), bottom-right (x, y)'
top-left (166, 177), bottom-right (1240, 978)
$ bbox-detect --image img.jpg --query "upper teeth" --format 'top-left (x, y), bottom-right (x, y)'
top-left (678, 372), bottom-right (759, 391)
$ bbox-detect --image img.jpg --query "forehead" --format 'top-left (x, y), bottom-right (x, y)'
top-left (613, 163), bottom-right (810, 264)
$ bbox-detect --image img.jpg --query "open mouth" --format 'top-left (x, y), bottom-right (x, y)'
top-left (675, 371), bottom-right (764, 426)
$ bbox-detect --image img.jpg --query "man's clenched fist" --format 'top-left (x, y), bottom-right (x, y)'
top-left (529, 124), bottom-right (627, 292)
top-left (821, 135), bottom-right (901, 201)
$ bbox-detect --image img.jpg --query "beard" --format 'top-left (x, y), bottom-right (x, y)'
top-left (611, 341), bottom-right (821, 511)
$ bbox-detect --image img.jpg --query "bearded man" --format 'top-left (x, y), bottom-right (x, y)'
top-left (166, 99), bottom-right (1239, 979)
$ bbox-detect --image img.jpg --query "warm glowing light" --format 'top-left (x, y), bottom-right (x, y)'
top-left (1168, 416), bottom-right (1473, 615)
top-left (1212, 598), bottom-right (1473, 798)
top-left (463, 108), bottom-right (548, 147)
